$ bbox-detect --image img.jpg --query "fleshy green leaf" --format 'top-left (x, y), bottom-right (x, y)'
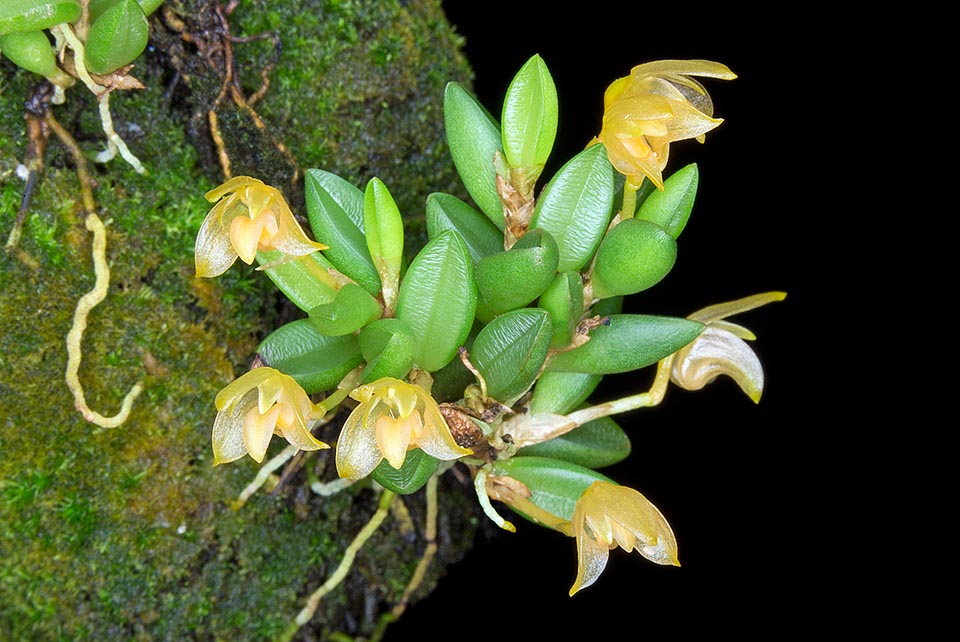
top-left (471, 308), bottom-right (552, 404)
top-left (475, 227), bottom-right (558, 323)
top-left (371, 448), bottom-right (438, 495)
top-left (396, 230), bottom-right (477, 372)
top-left (258, 319), bottom-right (362, 394)
top-left (530, 143), bottom-right (615, 272)
top-left (537, 271), bottom-right (583, 349)
top-left (0, 29), bottom-right (57, 77)
top-left (308, 283), bottom-right (382, 337)
top-left (501, 54), bottom-right (557, 181)
top-left (545, 314), bottom-right (704, 374)
top-left (491, 456), bottom-right (612, 522)
top-left (443, 81), bottom-right (505, 229)
top-left (528, 371), bottom-right (601, 415)
top-left (635, 163), bottom-right (698, 238)
top-left (518, 416), bottom-right (631, 469)
top-left (89, 0), bottom-right (162, 22)
top-left (425, 192), bottom-right (503, 263)
top-left (590, 218), bottom-right (677, 299)
top-left (363, 177), bottom-right (404, 305)
top-left (257, 250), bottom-right (338, 312)
top-left (358, 318), bottom-right (416, 383)
top-left (0, 0), bottom-right (80, 35)
top-left (84, 0), bottom-right (149, 75)
top-left (304, 169), bottom-right (381, 294)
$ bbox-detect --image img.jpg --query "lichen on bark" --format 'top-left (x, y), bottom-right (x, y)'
top-left (0, 2), bottom-right (480, 640)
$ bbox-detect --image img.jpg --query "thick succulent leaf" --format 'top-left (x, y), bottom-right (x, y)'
top-left (89, 0), bottom-right (162, 22)
top-left (0, 0), bottom-right (80, 35)
top-left (546, 314), bottom-right (704, 374)
top-left (358, 318), bottom-right (416, 383)
top-left (428, 321), bottom-right (481, 403)
top-left (590, 218), bottom-right (677, 299)
top-left (257, 319), bottom-right (362, 394)
top-left (635, 163), bottom-right (698, 238)
top-left (304, 169), bottom-right (380, 294)
top-left (588, 295), bottom-right (623, 317)
top-left (371, 448), bottom-right (439, 495)
top-left (0, 29), bottom-right (57, 76)
top-left (471, 308), bottom-right (552, 403)
top-left (396, 230), bottom-right (477, 372)
top-left (501, 54), bottom-right (557, 174)
top-left (530, 144), bottom-right (615, 272)
top-left (518, 416), bottom-right (631, 469)
top-left (537, 271), bottom-right (583, 349)
top-left (425, 192), bottom-right (503, 263)
top-left (491, 456), bottom-right (613, 522)
top-left (443, 81), bottom-right (505, 229)
top-left (363, 177), bottom-right (404, 295)
top-left (308, 283), bottom-right (382, 337)
top-left (257, 250), bottom-right (338, 312)
top-left (528, 371), bottom-right (602, 415)
top-left (84, 0), bottom-right (149, 75)
top-left (475, 228), bottom-right (558, 323)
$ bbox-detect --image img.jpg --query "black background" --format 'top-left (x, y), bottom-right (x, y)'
top-left (389, 3), bottom-right (819, 639)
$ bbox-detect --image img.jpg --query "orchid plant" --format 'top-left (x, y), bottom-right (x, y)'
top-left (194, 54), bottom-right (784, 636)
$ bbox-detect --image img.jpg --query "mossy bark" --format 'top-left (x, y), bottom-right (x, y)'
top-left (0, 2), bottom-right (481, 640)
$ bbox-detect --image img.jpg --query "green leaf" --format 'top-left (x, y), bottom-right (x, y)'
top-left (0, 0), bottom-right (80, 35)
top-left (590, 218), bottom-right (677, 299)
top-left (635, 163), bottom-right (699, 238)
top-left (545, 314), bottom-right (704, 374)
top-left (501, 54), bottom-right (557, 178)
top-left (537, 271), bottom-right (583, 349)
top-left (429, 321), bottom-right (481, 403)
top-left (89, 0), bottom-right (161, 22)
top-left (304, 169), bottom-right (381, 294)
top-left (530, 143), bottom-right (615, 272)
top-left (363, 177), bottom-right (404, 302)
top-left (257, 250), bottom-right (338, 312)
top-left (308, 283), bottom-right (382, 337)
top-left (396, 230), bottom-right (477, 372)
top-left (475, 227), bottom-right (558, 323)
top-left (425, 192), bottom-right (503, 264)
top-left (84, 0), bottom-right (149, 75)
top-left (258, 319), bottom-right (362, 394)
top-left (443, 81), bottom-right (505, 229)
top-left (528, 371), bottom-right (601, 415)
top-left (0, 29), bottom-right (57, 77)
top-left (518, 416), bottom-right (631, 469)
top-left (471, 308), bottom-right (552, 403)
top-left (491, 456), bottom-right (612, 522)
top-left (589, 295), bottom-right (623, 317)
top-left (371, 448), bottom-right (438, 495)
top-left (358, 318), bottom-right (416, 383)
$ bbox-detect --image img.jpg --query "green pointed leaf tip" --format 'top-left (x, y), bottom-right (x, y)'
top-left (475, 228), bottom-right (559, 323)
top-left (531, 143), bottom-right (615, 272)
top-left (471, 308), bottom-right (552, 403)
top-left (396, 230), bottom-right (477, 372)
top-left (363, 177), bottom-right (404, 280)
top-left (635, 164), bottom-right (699, 238)
top-left (528, 371), bottom-right (602, 415)
top-left (502, 54), bottom-right (558, 171)
top-left (519, 416), bottom-right (631, 469)
top-left (358, 318), bottom-right (416, 383)
top-left (538, 271), bottom-right (584, 349)
top-left (257, 250), bottom-right (338, 312)
top-left (443, 82), bottom-right (505, 229)
top-left (371, 448), bottom-right (439, 495)
top-left (0, 29), bottom-right (57, 77)
top-left (304, 169), bottom-right (381, 294)
top-left (0, 0), bottom-right (80, 35)
top-left (308, 283), bottom-right (383, 337)
top-left (590, 218), bottom-right (678, 299)
top-left (425, 192), bottom-right (503, 264)
top-left (492, 456), bottom-right (613, 522)
top-left (84, 0), bottom-right (149, 75)
top-left (545, 314), bottom-right (704, 374)
top-left (258, 319), bottom-right (362, 394)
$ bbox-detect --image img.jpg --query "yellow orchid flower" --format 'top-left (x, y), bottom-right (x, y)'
top-left (195, 176), bottom-right (327, 278)
top-left (569, 480), bottom-right (679, 595)
top-left (670, 291), bottom-right (787, 403)
top-left (596, 60), bottom-right (736, 190)
top-left (335, 378), bottom-right (472, 479)
top-left (212, 367), bottom-right (330, 465)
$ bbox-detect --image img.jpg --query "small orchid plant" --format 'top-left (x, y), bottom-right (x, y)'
top-left (194, 55), bottom-right (784, 635)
